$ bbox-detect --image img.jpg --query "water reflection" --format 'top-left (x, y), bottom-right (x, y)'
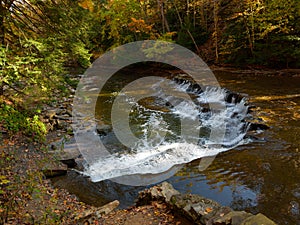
top-left (166, 71), bottom-right (300, 224)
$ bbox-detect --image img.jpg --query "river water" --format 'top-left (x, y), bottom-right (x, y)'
top-left (52, 67), bottom-right (300, 224)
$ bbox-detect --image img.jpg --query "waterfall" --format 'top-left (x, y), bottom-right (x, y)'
top-left (83, 76), bottom-right (253, 184)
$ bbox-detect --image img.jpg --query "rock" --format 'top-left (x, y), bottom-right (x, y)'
top-left (136, 182), bottom-right (276, 225)
top-left (241, 213), bottom-right (277, 225)
top-left (96, 124), bottom-right (112, 136)
top-left (45, 109), bottom-right (57, 120)
top-left (66, 110), bottom-right (72, 117)
top-left (206, 210), bottom-right (252, 225)
top-left (248, 123), bottom-right (269, 131)
top-left (59, 143), bottom-right (81, 160)
top-left (289, 201), bottom-right (300, 216)
top-left (60, 159), bottom-right (77, 168)
top-left (76, 200), bottom-right (120, 223)
top-left (201, 206), bottom-right (233, 224)
top-left (159, 182), bottom-right (180, 202)
top-left (54, 119), bottom-right (69, 130)
top-left (48, 140), bottom-right (81, 168)
top-left (171, 194), bottom-right (221, 224)
top-left (292, 187), bottom-right (300, 199)
top-left (95, 200), bottom-right (120, 216)
top-left (54, 115), bottom-right (71, 120)
top-left (136, 181), bottom-right (180, 206)
top-left (42, 162), bottom-right (68, 178)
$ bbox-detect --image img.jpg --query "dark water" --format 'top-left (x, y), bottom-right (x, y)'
top-left (52, 69), bottom-right (300, 224)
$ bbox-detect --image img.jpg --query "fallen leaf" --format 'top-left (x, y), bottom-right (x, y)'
top-left (205, 207), bottom-right (213, 213)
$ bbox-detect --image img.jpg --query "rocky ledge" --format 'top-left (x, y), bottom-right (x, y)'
top-left (136, 182), bottom-right (276, 225)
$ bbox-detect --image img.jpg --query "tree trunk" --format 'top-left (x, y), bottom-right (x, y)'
top-left (157, 0), bottom-right (170, 33)
top-left (0, 0), bottom-right (6, 96)
top-left (0, 1), bottom-right (5, 45)
top-left (213, 0), bottom-right (219, 63)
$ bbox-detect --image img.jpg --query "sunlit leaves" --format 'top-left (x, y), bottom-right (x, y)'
top-left (0, 175), bottom-right (10, 185)
top-left (219, 0), bottom-right (299, 67)
top-left (78, 0), bottom-right (94, 12)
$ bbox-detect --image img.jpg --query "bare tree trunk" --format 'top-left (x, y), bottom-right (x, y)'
top-left (173, 1), bottom-right (183, 26)
top-left (187, 29), bottom-right (200, 52)
top-left (172, 0), bottom-right (199, 52)
top-left (0, 0), bottom-right (6, 96)
top-left (199, 0), bottom-right (207, 30)
top-left (157, 0), bottom-right (170, 33)
top-left (213, 0), bottom-right (219, 63)
top-left (242, 14), bottom-right (254, 57)
top-left (186, 0), bottom-right (189, 17)
top-left (193, 1), bottom-right (196, 28)
top-left (239, 1), bottom-right (254, 57)
top-left (0, 7), bottom-right (4, 46)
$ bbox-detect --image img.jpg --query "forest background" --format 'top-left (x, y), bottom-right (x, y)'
top-left (0, 0), bottom-right (299, 138)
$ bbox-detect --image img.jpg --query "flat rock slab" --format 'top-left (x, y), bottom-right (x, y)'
top-left (241, 213), bottom-right (277, 225)
top-left (41, 162), bottom-right (68, 178)
top-left (75, 200), bottom-right (120, 223)
top-left (49, 137), bottom-right (81, 161)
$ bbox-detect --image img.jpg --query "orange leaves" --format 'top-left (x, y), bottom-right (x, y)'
top-left (205, 207), bottom-right (213, 214)
top-left (78, 0), bottom-right (94, 12)
top-left (128, 17), bottom-right (154, 34)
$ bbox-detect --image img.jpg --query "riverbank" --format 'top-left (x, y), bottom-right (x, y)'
top-left (211, 65), bottom-right (300, 77)
top-left (0, 134), bottom-right (276, 224)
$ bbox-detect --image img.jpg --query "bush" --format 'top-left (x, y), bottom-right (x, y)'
top-left (0, 102), bottom-right (46, 140)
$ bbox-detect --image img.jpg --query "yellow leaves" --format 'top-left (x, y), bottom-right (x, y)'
top-left (78, 0), bottom-right (94, 12)
top-left (0, 175), bottom-right (10, 185)
top-left (128, 17), bottom-right (154, 34)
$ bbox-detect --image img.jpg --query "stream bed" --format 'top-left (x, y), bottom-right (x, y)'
top-left (52, 67), bottom-right (300, 224)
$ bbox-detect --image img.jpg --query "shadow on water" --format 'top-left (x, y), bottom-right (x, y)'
top-left (51, 67), bottom-right (300, 224)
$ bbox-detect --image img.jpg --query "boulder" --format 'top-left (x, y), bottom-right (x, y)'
top-left (96, 124), bottom-right (112, 136)
top-left (241, 213), bottom-right (277, 225)
top-left (45, 109), bottom-right (57, 120)
top-left (136, 181), bottom-right (180, 205)
top-left (206, 211), bottom-right (252, 225)
top-left (48, 138), bottom-right (81, 168)
top-left (42, 162), bottom-right (68, 178)
top-left (75, 200), bottom-right (119, 223)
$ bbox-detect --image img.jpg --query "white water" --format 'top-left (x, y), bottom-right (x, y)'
top-left (84, 78), bottom-right (251, 183)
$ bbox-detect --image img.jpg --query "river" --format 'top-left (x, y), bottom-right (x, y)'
top-left (52, 66), bottom-right (300, 224)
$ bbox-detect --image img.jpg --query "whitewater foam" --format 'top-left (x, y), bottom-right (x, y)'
top-left (83, 77), bottom-right (251, 183)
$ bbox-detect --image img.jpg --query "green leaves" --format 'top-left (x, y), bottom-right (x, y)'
top-left (219, 0), bottom-right (300, 67)
top-left (0, 102), bottom-right (46, 139)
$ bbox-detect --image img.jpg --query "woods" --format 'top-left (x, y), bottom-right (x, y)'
top-left (0, 0), bottom-right (299, 137)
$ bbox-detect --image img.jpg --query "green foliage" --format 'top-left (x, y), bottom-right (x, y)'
top-left (0, 102), bottom-right (46, 140)
top-left (1, 0), bottom-right (299, 139)
top-left (219, 0), bottom-right (300, 67)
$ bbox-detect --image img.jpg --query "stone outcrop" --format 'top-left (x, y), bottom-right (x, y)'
top-left (75, 200), bottom-right (120, 223)
top-left (41, 161), bottom-right (68, 178)
top-left (136, 182), bottom-right (276, 225)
